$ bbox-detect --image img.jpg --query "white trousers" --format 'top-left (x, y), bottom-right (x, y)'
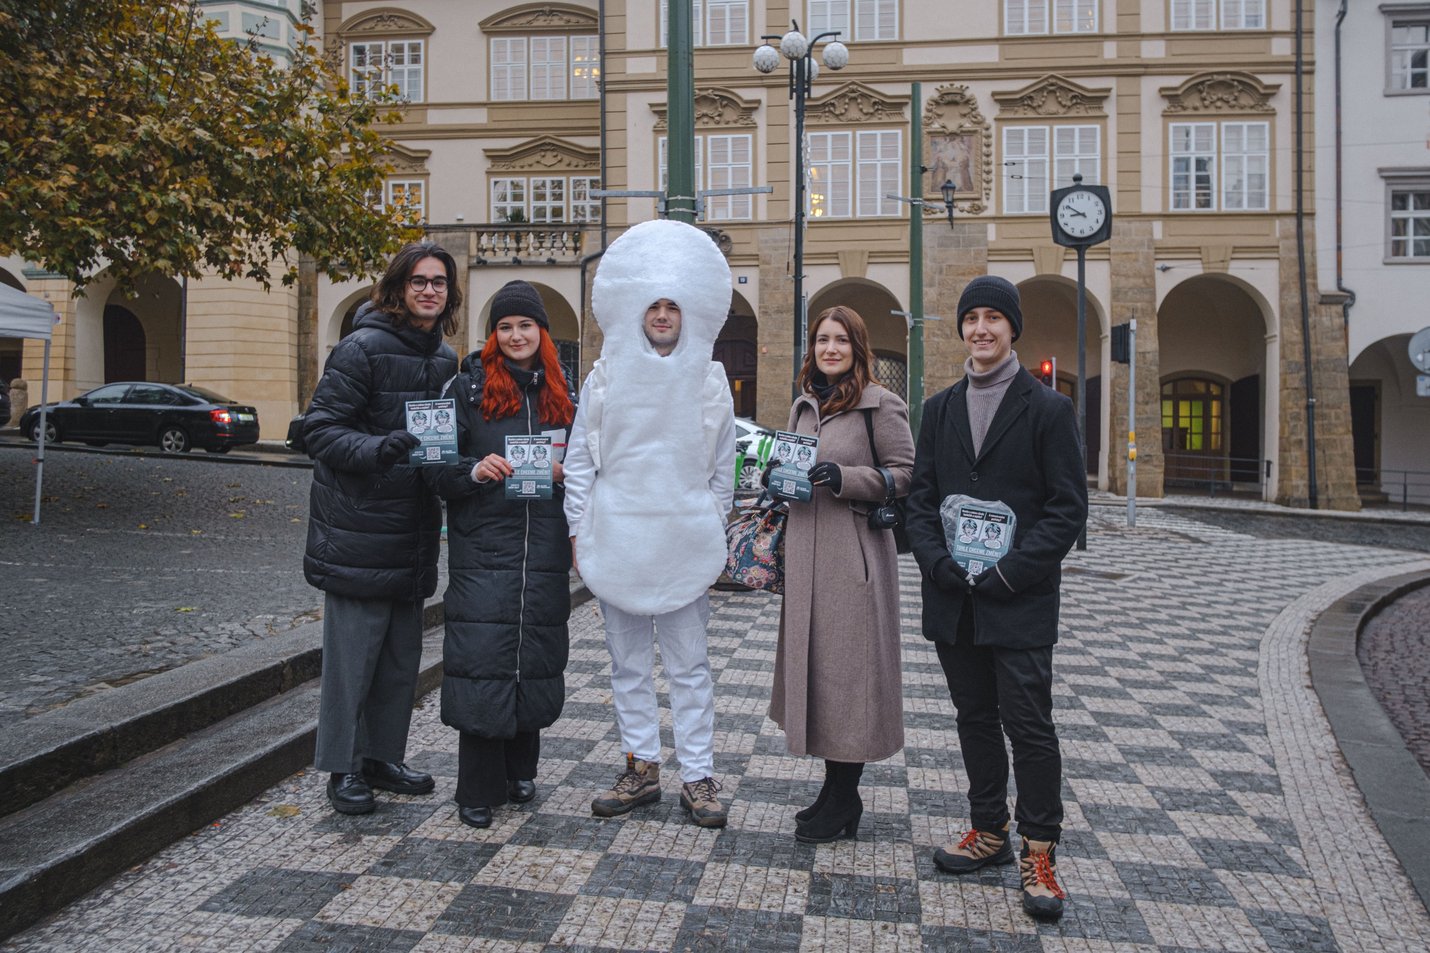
top-left (599, 594), bottom-right (715, 783)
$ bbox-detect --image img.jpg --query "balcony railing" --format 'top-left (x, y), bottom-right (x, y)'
top-left (468, 225), bottom-right (589, 264)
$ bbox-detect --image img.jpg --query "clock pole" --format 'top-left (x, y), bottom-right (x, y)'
top-left (1075, 237), bottom-right (1088, 551)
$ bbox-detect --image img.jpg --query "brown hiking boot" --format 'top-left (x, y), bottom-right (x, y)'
top-left (591, 754), bottom-right (661, 817)
top-left (933, 823), bottom-right (1013, 874)
top-left (1020, 839), bottom-right (1067, 919)
top-left (680, 777), bottom-right (727, 828)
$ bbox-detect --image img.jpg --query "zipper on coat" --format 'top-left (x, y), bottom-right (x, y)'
top-left (515, 393), bottom-right (534, 684)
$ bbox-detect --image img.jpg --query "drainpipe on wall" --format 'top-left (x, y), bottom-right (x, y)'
top-left (1334, 0), bottom-right (1356, 325)
top-left (1295, 0), bottom-right (1319, 509)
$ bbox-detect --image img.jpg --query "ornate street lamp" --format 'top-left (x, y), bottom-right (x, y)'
top-left (940, 178), bottom-right (957, 227)
top-left (754, 22), bottom-right (849, 398)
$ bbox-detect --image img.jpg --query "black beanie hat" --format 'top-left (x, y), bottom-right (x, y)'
top-left (487, 280), bottom-right (550, 335)
top-left (956, 275), bottom-right (1023, 341)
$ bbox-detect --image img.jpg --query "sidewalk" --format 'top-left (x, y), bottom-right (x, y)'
top-left (6, 507), bottom-right (1430, 952)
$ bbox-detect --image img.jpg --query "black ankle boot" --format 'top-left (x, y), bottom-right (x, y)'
top-left (795, 761), bottom-right (864, 843)
top-left (795, 760), bottom-right (834, 823)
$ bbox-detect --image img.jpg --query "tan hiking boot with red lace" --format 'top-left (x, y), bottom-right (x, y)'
top-left (591, 754), bottom-right (661, 817)
top-left (1020, 839), bottom-right (1066, 919)
top-left (932, 823), bottom-right (1013, 874)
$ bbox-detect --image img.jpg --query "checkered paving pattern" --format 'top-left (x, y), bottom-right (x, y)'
top-left (8, 510), bottom-right (1430, 952)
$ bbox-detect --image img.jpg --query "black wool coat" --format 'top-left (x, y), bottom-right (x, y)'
top-left (425, 355), bottom-right (573, 738)
top-left (905, 366), bottom-right (1088, 650)
top-left (302, 303), bottom-right (457, 601)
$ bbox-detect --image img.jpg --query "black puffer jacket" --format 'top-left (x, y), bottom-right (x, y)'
top-left (427, 354), bottom-right (573, 738)
top-left (303, 303), bottom-right (457, 601)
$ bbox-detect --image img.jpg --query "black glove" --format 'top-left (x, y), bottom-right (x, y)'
top-left (807, 462), bottom-right (842, 494)
top-left (971, 568), bottom-right (1016, 601)
top-left (377, 430), bottom-right (421, 469)
top-left (931, 557), bottom-right (973, 593)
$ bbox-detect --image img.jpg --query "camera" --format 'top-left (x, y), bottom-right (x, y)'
top-left (868, 504), bottom-right (901, 531)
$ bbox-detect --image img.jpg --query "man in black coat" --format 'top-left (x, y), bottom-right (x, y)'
top-left (905, 276), bottom-right (1087, 920)
top-left (303, 241), bottom-right (460, 816)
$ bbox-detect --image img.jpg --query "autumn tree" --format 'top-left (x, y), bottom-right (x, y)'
top-left (0, 0), bottom-right (419, 291)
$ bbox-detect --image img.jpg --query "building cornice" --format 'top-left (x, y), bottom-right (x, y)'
top-left (651, 88), bottom-right (760, 130)
top-left (483, 136), bottom-right (600, 172)
top-left (993, 74), bottom-right (1111, 118)
top-left (337, 7), bottom-right (435, 38)
top-left (479, 4), bottom-right (599, 33)
top-left (1160, 71), bottom-right (1281, 114)
top-left (805, 82), bottom-right (909, 126)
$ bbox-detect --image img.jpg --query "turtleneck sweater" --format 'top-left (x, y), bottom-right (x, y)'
top-left (964, 350), bottom-right (1019, 457)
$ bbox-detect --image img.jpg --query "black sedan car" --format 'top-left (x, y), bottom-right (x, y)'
top-left (20, 382), bottom-right (260, 453)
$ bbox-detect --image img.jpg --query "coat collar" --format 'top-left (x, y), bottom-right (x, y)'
top-left (949, 367), bottom-right (1036, 464)
top-left (793, 382), bottom-right (885, 423)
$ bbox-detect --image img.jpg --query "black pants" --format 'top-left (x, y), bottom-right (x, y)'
top-left (456, 730), bottom-right (540, 808)
top-left (935, 604), bottom-right (1062, 843)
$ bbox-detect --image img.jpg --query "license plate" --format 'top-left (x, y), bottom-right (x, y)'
top-left (237, 413), bottom-right (255, 422)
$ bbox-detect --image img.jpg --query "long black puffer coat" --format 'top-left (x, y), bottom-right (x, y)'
top-left (426, 353), bottom-right (573, 738)
top-left (303, 303), bottom-right (457, 601)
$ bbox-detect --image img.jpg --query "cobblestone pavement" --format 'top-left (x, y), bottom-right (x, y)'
top-left (1359, 585), bottom-right (1430, 777)
top-left (7, 507), bottom-right (1430, 952)
top-left (0, 447), bottom-right (450, 724)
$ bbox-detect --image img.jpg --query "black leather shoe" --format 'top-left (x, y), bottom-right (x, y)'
top-left (327, 773), bottom-right (375, 815)
top-left (507, 779), bottom-right (537, 804)
top-left (362, 759), bottom-right (435, 795)
top-left (457, 805), bottom-right (493, 829)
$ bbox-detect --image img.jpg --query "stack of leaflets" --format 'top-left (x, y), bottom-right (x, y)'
top-left (504, 434), bottom-right (554, 500)
top-left (405, 399), bottom-right (458, 465)
top-left (767, 431), bottom-right (818, 502)
top-left (939, 494), bottom-right (1017, 576)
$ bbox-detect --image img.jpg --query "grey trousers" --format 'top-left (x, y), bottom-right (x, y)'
top-left (314, 592), bottom-right (425, 774)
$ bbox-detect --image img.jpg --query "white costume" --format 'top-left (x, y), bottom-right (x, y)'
top-left (563, 219), bottom-right (736, 782)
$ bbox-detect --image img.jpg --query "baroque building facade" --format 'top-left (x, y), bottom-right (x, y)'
top-left (3, 0), bottom-right (1364, 508)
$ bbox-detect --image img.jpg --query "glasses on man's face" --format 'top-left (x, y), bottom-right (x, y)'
top-left (408, 275), bottom-right (449, 293)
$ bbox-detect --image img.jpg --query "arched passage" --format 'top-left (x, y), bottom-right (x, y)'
top-left (0, 266), bottom-right (24, 384)
top-left (1348, 333), bottom-right (1430, 504)
top-left (474, 282), bottom-right (582, 389)
top-left (100, 274), bottom-right (181, 384)
top-left (1016, 276), bottom-right (1107, 475)
top-left (716, 290), bottom-right (758, 419)
top-left (104, 307), bottom-right (146, 382)
top-left (1157, 275), bottom-right (1272, 490)
top-left (808, 279), bottom-right (906, 400)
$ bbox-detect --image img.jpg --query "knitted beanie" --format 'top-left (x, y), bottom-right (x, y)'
top-left (487, 280), bottom-right (550, 335)
top-left (956, 275), bottom-right (1023, 341)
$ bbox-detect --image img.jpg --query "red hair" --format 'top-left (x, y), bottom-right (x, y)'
top-left (480, 326), bottom-right (575, 426)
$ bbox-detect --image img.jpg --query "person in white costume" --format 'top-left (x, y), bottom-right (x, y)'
top-left (563, 219), bottom-right (737, 828)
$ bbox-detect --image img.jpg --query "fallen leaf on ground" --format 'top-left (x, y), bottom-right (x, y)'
top-left (267, 805), bottom-right (301, 819)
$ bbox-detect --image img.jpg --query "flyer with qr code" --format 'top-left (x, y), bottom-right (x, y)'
top-left (939, 494), bottom-right (1017, 576)
top-left (768, 431), bottom-right (819, 502)
top-left (404, 399), bottom-right (458, 466)
top-left (504, 434), bottom-right (553, 500)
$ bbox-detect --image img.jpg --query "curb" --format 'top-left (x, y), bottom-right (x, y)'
top-left (1309, 571), bottom-right (1430, 913)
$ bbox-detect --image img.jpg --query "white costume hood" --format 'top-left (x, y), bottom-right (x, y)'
top-left (577, 219), bottom-right (733, 614)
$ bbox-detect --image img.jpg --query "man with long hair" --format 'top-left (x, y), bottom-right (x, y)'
top-left (303, 241), bottom-right (461, 816)
top-left (564, 220), bottom-right (737, 828)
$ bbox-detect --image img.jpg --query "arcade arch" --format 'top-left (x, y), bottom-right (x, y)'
top-left (716, 291), bottom-right (758, 419)
top-left (1015, 276), bottom-right (1107, 476)
top-left (474, 282), bottom-right (581, 387)
top-left (808, 279), bottom-right (906, 400)
top-left (0, 266), bottom-right (24, 383)
top-left (1348, 333), bottom-right (1430, 504)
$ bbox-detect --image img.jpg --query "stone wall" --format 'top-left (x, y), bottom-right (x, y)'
top-left (1106, 219), bottom-right (1162, 497)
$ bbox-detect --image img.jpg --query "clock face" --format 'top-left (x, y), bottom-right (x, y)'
top-left (1055, 190), bottom-right (1107, 240)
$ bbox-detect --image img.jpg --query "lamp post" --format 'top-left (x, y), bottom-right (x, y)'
top-left (754, 22), bottom-right (848, 399)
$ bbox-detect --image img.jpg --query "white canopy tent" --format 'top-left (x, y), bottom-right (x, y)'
top-left (0, 283), bottom-right (57, 525)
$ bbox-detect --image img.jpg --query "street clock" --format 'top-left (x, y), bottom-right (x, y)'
top-left (1049, 175), bottom-right (1112, 248)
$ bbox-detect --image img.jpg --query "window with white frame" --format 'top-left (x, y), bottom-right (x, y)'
top-left (1005, 0), bottom-right (1097, 35)
top-left (658, 134), bottom-right (753, 221)
top-left (349, 39), bottom-right (424, 101)
top-left (1389, 182), bottom-right (1430, 259)
top-left (1390, 17), bottom-right (1430, 91)
top-left (1170, 0), bottom-right (1264, 31)
top-left (1169, 121), bottom-right (1268, 211)
top-left (1002, 125), bottom-right (1100, 214)
top-left (807, 0), bottom-right (898, 42)
top-left (490, 176), bottom-right (600, 223)
top-left (660, 0), bottom-right (749, 47)
top-left (806, 130), bottom-right (902, 218)
top-left (490, 35), bottom-right (599, 101)
top-left (386, 180), bottom-right (426, 223)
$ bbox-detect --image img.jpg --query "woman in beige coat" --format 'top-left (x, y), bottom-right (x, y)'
top-left (768, 305), bottom-right (914, 843)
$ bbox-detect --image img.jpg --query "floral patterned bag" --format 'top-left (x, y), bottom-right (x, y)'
top-left (724, 497), bottom-right (788, 594)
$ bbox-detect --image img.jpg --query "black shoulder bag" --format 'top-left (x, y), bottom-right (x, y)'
top-left (860, 409), bottom-right (911, 554)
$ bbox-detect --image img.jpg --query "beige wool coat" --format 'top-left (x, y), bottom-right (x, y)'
top-left (769, 383), bottom-right (914, 762)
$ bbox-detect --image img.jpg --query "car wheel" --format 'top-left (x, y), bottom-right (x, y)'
top-left (159, 426), bottom-right (190, 453)
top-left (206, 446), bottom-right (232, 454)
top-left (738, 462), bottom-right (762, 490)
top-left (29, 419), bottom-right (59, 443)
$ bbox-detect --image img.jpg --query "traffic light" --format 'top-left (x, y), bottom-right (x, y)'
top-left (1038, 358), bottom-right (1057, 387)
top-left (1110, 323), bottom-right (1131, 364)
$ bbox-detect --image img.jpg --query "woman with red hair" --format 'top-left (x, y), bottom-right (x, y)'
top-left (427, 280), bottom-right (576, 829)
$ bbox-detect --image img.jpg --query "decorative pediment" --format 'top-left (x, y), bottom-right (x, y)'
top-left (994, 75), bottom-right (1110, 117)
top-left (338, 7), bottom-right (435, 37)
top-left (805, 83), bottom-right (908, 125)
top-left (922, 84), bottom-right (992, 214)
top-left (652, 88), bottom-right (759, 130)
top-left (484, 136), bottom-right (599, 173)
top-left (480, 4), bottom-right (599, 32)
top-left (384, 142), bottom-right (431, 176)
top-left (1161, 72), bottom-right (1279, 114)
